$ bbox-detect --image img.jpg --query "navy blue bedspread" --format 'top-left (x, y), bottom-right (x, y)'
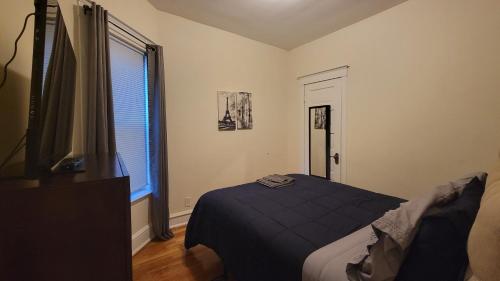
top-left (185, 174), bottom-right (404, 281)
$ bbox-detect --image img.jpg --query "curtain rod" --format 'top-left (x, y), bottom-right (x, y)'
top-left (109, 25), bottom-right (149, 54)
top-left (79, 0), bottom-right (157, 47)
top-left (107, 19), bottom-right (151, 48)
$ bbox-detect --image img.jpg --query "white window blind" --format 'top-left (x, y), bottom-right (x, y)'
top-left (109, 38), bottom-right (150, 197)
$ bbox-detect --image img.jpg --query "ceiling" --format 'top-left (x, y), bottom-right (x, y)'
top-left (148, 0), bottom-right (407, 50)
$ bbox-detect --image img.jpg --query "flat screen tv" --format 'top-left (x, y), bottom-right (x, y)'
top-left (25, 0), bottom-right (76, 179)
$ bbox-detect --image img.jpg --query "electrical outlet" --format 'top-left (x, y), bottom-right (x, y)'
top-left (184, 197), bottom-right (192, 207)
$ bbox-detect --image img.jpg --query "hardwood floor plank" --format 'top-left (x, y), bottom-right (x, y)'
top-left (133, 226), bottom-right (227, 281)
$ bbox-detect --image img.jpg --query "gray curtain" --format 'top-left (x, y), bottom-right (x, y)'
top-left (39, 9), bottom-right (76, 166)
top-left (84, 3), bottom-right (116, 154)
top-left (147, 46), bottom-right (173, 240)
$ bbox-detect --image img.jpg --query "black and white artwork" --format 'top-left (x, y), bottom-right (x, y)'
top-left (218, 91), bottom-right (237, 131)
top-left (314, 107), bottom-right (326, 129)
top-left (237, 92), bottom-right (253, 130)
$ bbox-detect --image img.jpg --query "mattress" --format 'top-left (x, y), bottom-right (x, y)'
top-left (185, 174), bottom-right (404, 281)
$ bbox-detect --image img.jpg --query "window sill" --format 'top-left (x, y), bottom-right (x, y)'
top-left (130, 186), bottom-right (152, 202)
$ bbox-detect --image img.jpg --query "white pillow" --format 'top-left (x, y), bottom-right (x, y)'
top-left (467, 155), bottom-right (500, 281)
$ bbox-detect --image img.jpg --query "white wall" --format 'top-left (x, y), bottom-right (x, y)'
top-left (155, 10), bottom-right (289, 213)
top-left (0, 0), bottom-right (35, 175)
top-left (287, 0), bottom-right (500, 199)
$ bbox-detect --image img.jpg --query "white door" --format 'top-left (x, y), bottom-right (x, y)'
top-left (304, 78), bottom-right (343, 182)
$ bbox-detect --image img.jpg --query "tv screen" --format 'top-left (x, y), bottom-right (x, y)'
top-left (25, 0), bottom-right (76, 179)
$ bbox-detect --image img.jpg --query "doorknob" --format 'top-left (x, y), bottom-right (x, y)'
top-left (333, 153), bottom-right (339, 165)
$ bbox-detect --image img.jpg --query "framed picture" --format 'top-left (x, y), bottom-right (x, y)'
top-left (217, 91), bottom-right (237, 131)
top-left (314, 107), bottom-right (326, 129)
top-left (237, 92), bottom-right (253, 130)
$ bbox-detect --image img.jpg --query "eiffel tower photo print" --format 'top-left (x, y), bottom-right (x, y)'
top-left (218, 91), bottom-right (237, 131)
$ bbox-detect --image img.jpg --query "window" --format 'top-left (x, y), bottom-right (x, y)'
top-left (109, 37), bottom-right (151, 201)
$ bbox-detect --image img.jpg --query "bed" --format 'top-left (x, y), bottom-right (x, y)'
top-left (185, 153), bottom-right (500, 281)
top-left (184, 174), bottom-right (405, 281)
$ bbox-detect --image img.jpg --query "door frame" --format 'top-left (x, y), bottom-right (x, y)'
top-left (298, 65), bottom-right (349, 183)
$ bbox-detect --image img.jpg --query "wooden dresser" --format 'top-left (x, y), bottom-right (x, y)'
top-left (0, 153), bottom-right (132, 281)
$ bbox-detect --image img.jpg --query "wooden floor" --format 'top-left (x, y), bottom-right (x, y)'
top-left (133, 226), bottom-right (230, 281)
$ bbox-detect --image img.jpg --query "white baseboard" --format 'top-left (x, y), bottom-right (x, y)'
top-left (131, 225), bottom-right (153, 256)
top-left (170, 209), bottom-right (192, 228)
top-left (131, 209), bottom-right (193, 256)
